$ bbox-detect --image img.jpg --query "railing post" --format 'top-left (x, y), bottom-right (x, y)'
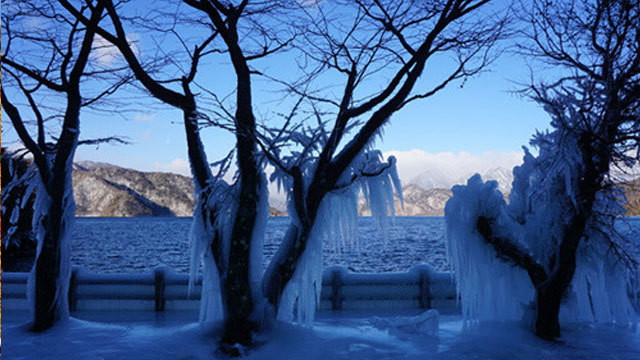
top-left (154, 267), bottom-right (166, 311)
top-left (410, 265), bottom-right (434, 309)
top-left (419, 270), bottom-right (431, 309)
top-left (68, 266), bottom-right (81, 312)
top-left (331, 267), bottom-right (344, 310)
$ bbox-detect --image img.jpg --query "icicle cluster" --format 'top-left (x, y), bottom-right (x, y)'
top-left (188, 180), bottom-right (236, 324)
top-left (273, 150), bottom-right (403, 326)
top-left (445, 128), bottom-right (638, 325)
top-left (249, 174), bottom-right (270, 321)
top-left (445, 174), bottom-right (534, 322)
top-left (1, 160), bottom-right (38, 249)
top-left (567, 234), bottom-right (637, 323)
top-left (276, 217), bottom-right (324, 326)
top-left (358, 153), bottom-right (403, 238)
top-left (27, 155), bottom-right (75, 323)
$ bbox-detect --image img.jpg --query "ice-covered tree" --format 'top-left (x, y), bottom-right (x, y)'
top-left (1, 1), bottom-right (130, 331)
top-left (260, 0), bottom-right (505, 330)
top-left (1, 148), bottom-right (37, 257)
top-left (446, 0), bottom-right (639, 340)
top-left (67, 0), bottom-right (299, 349)
top-left (70, 0), bottom-right (504, 351)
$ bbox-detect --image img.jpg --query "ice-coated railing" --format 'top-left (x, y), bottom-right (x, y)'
top-left (1, 265), bottom-right (458, 312)
top-left (3, 265), bottom-right (638, 313)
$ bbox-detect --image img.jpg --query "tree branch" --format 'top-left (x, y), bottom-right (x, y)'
top-left (476, 216), bottom-right (548, 287)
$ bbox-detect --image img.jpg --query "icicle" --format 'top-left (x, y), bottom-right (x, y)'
top-left (188, 180), bottom-right (235, 324)
top-left (269, 147), bottom-right (404, 326)
top-left (249, 173), bottom-right (269, 322)
top-left (387, 155), bottom-right (404, 210)
top-left (445, 174), bottom-right (534, 323)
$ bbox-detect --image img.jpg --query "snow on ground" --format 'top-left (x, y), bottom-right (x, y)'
top-left (3, 309), bottom-right (639, 359)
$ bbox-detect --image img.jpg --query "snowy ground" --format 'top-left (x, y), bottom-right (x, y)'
top-left (3, 309), bottom-right (639, 359)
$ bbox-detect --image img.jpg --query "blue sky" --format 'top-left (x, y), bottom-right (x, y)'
top-left (1, 2), bottom-right (552, 180)
top-left (81, 53), bottom-right (550, 177)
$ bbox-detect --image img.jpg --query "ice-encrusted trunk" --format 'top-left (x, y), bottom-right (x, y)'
top-left (475, 174), bottom-right (600, 340)
top-left (220, 63), bottom-right (263, 347)
top-left (221, 174), bottom-right (261, 346)
top-left (182, 91), bottom-right (265, 348)
top-left (30, 97), bottom-right (82, 331)
top-left (263, 223), bottom-right (312, 315)
top-left (183, 103), bottom-right (227, 324)
top-left (534, 135), bottom-right (602, 339)
top-left (30, 166), bottom-right (76, 331)
top-left (534, 209), bottom-right (588, 339)
top-left (262, 173), bottom-right (320, 317)
top-left (262, 21), bottom-right (437, 310)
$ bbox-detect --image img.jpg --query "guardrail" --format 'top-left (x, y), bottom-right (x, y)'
top-left (4, 266), bottom-right (637, 313)
top-left (2, 265), bottom-right (458, 312)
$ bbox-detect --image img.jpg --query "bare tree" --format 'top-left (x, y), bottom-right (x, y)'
top-left (69, 0), bottom-right (504, 352)
top-left (448, 0), bottom-right (640, 340)
top-left (1, 1), bottom-right (130, 331)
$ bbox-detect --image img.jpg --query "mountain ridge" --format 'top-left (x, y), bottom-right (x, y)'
top-left (72, 162), bottom-right (640, 217)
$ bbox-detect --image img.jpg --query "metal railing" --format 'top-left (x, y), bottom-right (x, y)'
top-left (2, 264), bottom-right (458, 312)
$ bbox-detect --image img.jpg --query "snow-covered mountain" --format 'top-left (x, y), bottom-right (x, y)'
top-left (73, 163), bottom-right (288, 217)
top-left (410, 166), bottom-right (514, 192)
top-left (71, 161), bottom-right (640, 217)
top-left (73, 164), bottom-right (195, 216)
top-left (358, 184), bottom-right (452, 216)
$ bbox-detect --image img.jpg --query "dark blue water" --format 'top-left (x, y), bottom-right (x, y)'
top-left (71, 216), bottom-right (640, 274)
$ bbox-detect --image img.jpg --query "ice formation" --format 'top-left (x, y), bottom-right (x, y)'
top-left (27, 156), bottom-right (75, 325)
top-left (445, 130), bottom-right (638, 326)
top-left (445, 175), bottom-right (534, 322)
top-left (276, 217), bottom-right (324, 326)
top-left (358, 152), bottom-right (403, 237)
top-left (370, 309), bottom-right (440, 337)
top-left (249, 174), bottom-right (270, 319)
top-left (273, 150), bottom-right (403, 326)
top-left (1, 160), bottom-right (38, 248)
top-left (188, 180), bottom-right (235, 324)
top-left (188, 168), bottom-right (270, 325)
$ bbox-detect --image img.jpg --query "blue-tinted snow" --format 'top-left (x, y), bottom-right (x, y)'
top-left (3, 309), bottom-right (639, 359)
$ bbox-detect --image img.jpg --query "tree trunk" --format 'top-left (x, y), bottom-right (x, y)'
top-left (30, 175), bottom-right (74, 331)
top-left (534, 172), bottom-right (595, 339)
top-left (533, 237), bottom-right (579, 339)
top-left (262, 224), bottom-right (312, 314)
top-left (262, 224), bottom-right (299, 311)
top-left (220, 77), bottom-right (261, 347)
top-left (534, 277), bottom-right (565, 339)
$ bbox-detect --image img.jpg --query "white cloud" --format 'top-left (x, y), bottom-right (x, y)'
top-left (91, 33), bottom-right (140, 66)
top-left (382, 149), bottom-right (524, 188)
top-left (134, 113), bottom-right (155, 122)
top-left (298, 0), bottom-right (323, 7)
top-left (154, 158), bottom-right (191, 176)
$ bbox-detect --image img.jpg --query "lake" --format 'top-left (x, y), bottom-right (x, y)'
top-left (70, 216), bottom-right (640, 274)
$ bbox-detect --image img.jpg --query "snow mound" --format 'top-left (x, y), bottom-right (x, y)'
top-left (370, 309), bottom-right (439, 338)
top-left (3, 311), bottom-right (639, 359)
